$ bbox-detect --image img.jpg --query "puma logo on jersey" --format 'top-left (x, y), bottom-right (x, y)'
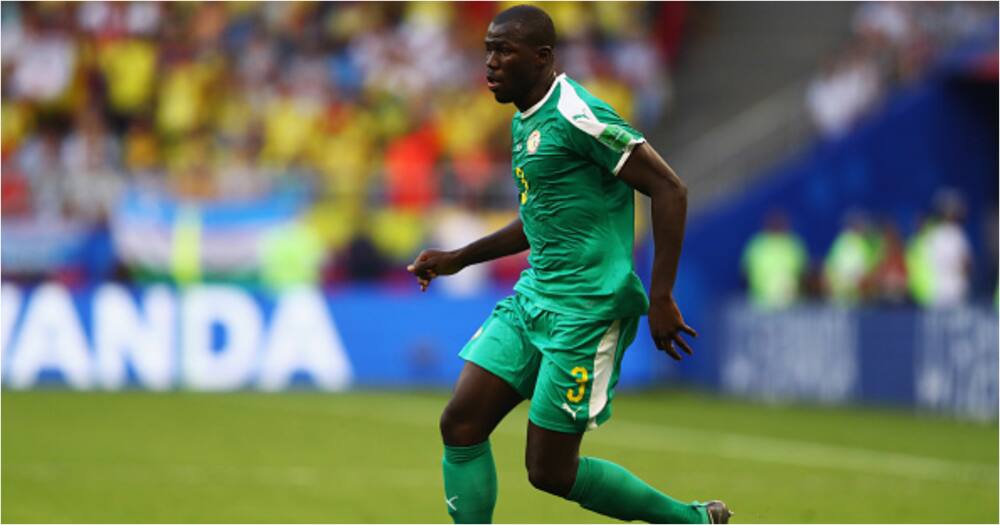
top-left (561, 402), bottom-right (583, 419)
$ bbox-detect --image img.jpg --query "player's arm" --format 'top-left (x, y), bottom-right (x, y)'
top-left (407, 218), bottom-right (529, 292)
top-left (617, 142), bottom-right (698, 360)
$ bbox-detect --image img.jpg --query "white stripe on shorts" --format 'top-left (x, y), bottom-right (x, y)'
top-left (587, 319), bottom-right (621, 429)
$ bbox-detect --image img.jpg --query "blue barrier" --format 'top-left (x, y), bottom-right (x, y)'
top-left (713, 301), bottom-right (998, 420)
top-left (0, 283), bottom-right (659, 392)
top-left (2, 282), bottom-right (995, 419)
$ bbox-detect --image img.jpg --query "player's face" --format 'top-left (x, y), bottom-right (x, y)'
top-left (484, 22), bottom-right (541, 104)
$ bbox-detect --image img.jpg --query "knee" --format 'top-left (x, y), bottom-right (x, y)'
top-left (526, 462), bottom-right (576, 497)
top-left (439, 406), bottom-right (461, 442)
top-left (439, 405), bottom-right (487, 446)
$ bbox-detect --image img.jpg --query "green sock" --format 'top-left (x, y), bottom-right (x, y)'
top-left (567, 457), bottom-right (708, 524)
top-left (442, 441), bottom-right (497, 523)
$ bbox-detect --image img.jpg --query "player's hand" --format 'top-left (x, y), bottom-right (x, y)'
top-left (406, 249), bottom-right (463, 292)
top-left (647, 295), bottom-right (698, 361)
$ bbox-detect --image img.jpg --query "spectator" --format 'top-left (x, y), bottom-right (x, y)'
top-left (429, 205), bottom-right (490, 297)
top-left (384, 123), bottom-right (441, 211)
top-left (741, 211), bottom-right (809, 309)
top-left (96, 33), bottom-right (158, 120)
top-left (259, 220), bottom-right (326, 293)
top-left (17, 124), bottom-right (66, 222)
top-left (867, 221), bottom-right (909, 305)
top-left (806, 46), bottom-right (882, 137)
top-left (905, 214), bottom-right (935, 307)
top-left (10, 13), bottom-right (76, 104)
top-left (824, 211), bottom-right (877, 304)
top-left (60, 108), bottom-right (123, 222)
top-left (808, 1), bottom-right (993, 136)
top-left (924, 190), bottom-right (972, 307)
top-left (338, 233), bottom-right (387, 283)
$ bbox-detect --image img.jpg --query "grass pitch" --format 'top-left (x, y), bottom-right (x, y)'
top-left (2, 389), bottom-right (996, 523)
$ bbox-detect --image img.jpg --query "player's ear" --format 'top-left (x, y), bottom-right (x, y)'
top-left (536, 45), bottom-right (553, 67)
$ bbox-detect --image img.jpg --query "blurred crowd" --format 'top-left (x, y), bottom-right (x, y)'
top-left (805, 1), bottom-right (994, 137)
top-left (742, 190), bottom-right (984, 309)
top-left (4, 2), bottom-right (994, 301)
top-left (1, 1), bottom-right (684, 290)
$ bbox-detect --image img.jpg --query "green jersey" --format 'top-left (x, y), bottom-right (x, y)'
top-left (510, 74), bottom-right (649, 320)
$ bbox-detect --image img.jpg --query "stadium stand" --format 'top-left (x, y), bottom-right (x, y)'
top-left (1, 1), bottom-right (677, 289)
top-left (3, 2), bottom-right (994, 306)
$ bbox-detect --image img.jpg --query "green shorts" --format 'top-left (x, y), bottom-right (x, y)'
top-left (459, 293), bottom-right (639, 434)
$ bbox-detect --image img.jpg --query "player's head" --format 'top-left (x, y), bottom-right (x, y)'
top-left (484, 4), bottom-right (556, 105)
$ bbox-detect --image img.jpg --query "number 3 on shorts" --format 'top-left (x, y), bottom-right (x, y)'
top-left (566, 366), bottom-right (589, 403)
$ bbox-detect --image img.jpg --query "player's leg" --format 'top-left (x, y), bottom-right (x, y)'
top-left (440, 362), bottom-right (523, 524)
top-left (523, 420), bottom-right (582, 496)
top-left (524, 407), bottom-right (711, 523)
top-left (441, 296), bottom-right (540, 524)
top-left (440, 361), bottom-right (524, 446)
top-left (523, 313), bottom-right (722, 524)
top-left (528, 420), bottom-right (716, 523)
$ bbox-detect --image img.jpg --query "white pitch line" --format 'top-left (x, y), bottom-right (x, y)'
top-left (589, 420), bottom-right (996, 484)
top-left (209, 395), bottom-right (998, 484)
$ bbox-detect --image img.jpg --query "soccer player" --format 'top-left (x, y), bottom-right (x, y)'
top-left (407, 5), bottom-right (731, 524)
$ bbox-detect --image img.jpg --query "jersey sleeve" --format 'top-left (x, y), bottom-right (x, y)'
top-left (557, 90), bottom-right (646, 176)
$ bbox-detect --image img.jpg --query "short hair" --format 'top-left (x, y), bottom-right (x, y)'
top-left (492, 4), bottom-right (556, 48)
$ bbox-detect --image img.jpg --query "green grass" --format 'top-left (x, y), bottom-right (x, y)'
top-left (2, 389), bottom-right (997, 523)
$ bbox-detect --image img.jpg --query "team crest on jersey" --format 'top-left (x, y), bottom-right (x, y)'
top-left (526, 130), bottom-right (541, 154)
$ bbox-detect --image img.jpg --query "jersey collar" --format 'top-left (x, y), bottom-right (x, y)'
top-left (519, 73), bottom-right (565, 120)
